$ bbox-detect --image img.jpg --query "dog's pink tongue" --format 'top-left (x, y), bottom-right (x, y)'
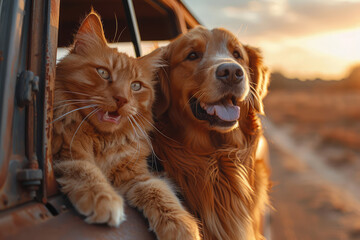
top-left (206, 103), bottom-right (240, 122)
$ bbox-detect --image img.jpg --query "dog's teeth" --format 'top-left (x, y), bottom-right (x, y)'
top-left (200, 102), bottom-right (207, 109)
top-left (104, 111), bottom-right (109, 119)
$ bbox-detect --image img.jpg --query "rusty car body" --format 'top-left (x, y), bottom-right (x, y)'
top-left (0, 0), bottom-right (198, 238)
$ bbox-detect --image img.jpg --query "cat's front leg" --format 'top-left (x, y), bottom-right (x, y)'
top-left (54, 160), bottom-right (126, 227)
top-left (124, 176), bottom-right (201, 240)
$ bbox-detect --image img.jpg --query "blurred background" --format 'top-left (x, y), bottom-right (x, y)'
top-left (181, 0), bottom-right (360, 239)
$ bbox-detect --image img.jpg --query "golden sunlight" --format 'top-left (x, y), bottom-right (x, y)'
top-left (259, 27), bottom-right (360, 80)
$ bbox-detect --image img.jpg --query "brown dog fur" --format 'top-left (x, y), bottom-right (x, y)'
top-left (152, 26), bottom-right (270, 240)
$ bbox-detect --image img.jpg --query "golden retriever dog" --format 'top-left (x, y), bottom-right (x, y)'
top-left (151, 26), bottom-right (270, 240)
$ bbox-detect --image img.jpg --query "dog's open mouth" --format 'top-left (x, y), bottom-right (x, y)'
top-left (97, 109), bottom-right (122, 124)
top-left (190, 96), bottom-right (240, 127)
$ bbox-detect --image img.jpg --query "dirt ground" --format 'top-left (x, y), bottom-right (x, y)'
top-left (263, 89), bottom-right (360, 240)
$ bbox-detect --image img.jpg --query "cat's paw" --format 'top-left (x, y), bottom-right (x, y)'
top-left (75, 191), bottom-right (126, 227)
top-left (157, 211), bottom-right (201, 240)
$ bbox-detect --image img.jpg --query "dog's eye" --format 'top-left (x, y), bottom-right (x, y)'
top-left (186, 52), bottom-right (199, 61)
top-left (233, 51), bottom-right (242, 59)
top-left (131, 81), bottom-right (142, 91)
top-left (97, 68), bottom-right (111, 81)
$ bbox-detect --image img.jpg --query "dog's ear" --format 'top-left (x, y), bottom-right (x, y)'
top-left (244, 45), bottom-right (270, 114)
top-left (153, 46), bottom-right (171, 119)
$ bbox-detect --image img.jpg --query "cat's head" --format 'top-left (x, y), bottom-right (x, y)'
top-left (56, 12), bottom-right (163, 133)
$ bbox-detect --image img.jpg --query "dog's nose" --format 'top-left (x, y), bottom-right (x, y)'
top-left (216, 63), bottom-right (244, 85)
top-left (113, 96), bottom-right (128, 108)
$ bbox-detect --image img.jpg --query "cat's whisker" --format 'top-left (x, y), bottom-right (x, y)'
top-left (128, 116), bottom-right (141, 139)
top-left (131, 115), bottom-right (159, 171)
top-left (131, 116), bottom-right (152, 144)
top-left (53, 101), bottom-right (98, 110)
top-left (56, 92), bottom-right (105, 102)
top-left (131, 116), bottom-right (151, 144)
top-left (57, 90), bottom-right (93, 97)
top-left (116, 27), bottom-right (126, 43)
top-left (54, 99), bottom-right (96, 105)
top-left (132, 114), bottom-right (159, 171)
top-left (52, 104), bottom-right (98, 123)
top-left (132, 115), bottom-right (162, 164)
top-left (125, 117), bottom-right (138, 146)
top-left (128, 118), bottom-right (141, 161)
top-left (112, 13), bottom-right (118, 43)
top-left (136, 112), bottom-right (179, 144)
top-left (55, 99), bottom-right (88, 104)
top-left (69, 108), bottom-right (100, 160)
top-left (126, 117), bottom-right (142, 166)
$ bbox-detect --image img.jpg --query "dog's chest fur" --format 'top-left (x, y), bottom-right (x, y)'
top-left (153, 137), bottom-right (259, 240)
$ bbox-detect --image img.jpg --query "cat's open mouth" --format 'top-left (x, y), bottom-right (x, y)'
top-left (97, 109), bottom-right (121, 124)
top-left (189, 96), bottom-right (240, 127)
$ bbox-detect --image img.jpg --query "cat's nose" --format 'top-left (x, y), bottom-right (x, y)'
top-left (113, 96), bottom-right (128, 108)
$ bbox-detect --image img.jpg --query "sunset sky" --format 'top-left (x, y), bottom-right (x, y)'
top-left (182, 0), bottom-right (360, 80)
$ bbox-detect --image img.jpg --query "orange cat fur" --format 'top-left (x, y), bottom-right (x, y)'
top-left (52, 12), bottom-right (200, 240)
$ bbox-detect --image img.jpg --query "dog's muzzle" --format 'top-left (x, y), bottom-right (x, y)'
top-left (216, 63), bottom-right (244, 86)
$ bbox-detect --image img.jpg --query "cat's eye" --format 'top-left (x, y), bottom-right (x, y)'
top-left (97, 68), bottom-right (111, 81)
top-left (131, 81), bottom-right (142, 91)
top-left (233, 51), bottom-right (242, 59)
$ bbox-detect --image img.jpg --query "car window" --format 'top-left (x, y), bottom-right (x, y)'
top-left (56, 41), bottom-right (169, 62)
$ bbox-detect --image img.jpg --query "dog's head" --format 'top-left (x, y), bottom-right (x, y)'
top-left (156, 26), bottom-right (269, 133)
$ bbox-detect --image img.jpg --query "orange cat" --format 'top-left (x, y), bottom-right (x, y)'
top-left (52, 12), bottom-right (200, 240)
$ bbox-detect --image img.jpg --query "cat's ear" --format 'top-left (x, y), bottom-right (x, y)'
top-left (73, 11), bottom-right (107, 54)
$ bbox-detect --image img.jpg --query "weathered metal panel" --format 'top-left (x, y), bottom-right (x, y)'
top-left (0, 201), bottom-right (53, 239)
top-left (0, 0), bottom-right (34, 210)
top-left (0, 196), bottom-right (156, 240)
top-left (41, 0), bottom-right (60, 200)
top-left (25, 0), bottom-right (45, 202)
